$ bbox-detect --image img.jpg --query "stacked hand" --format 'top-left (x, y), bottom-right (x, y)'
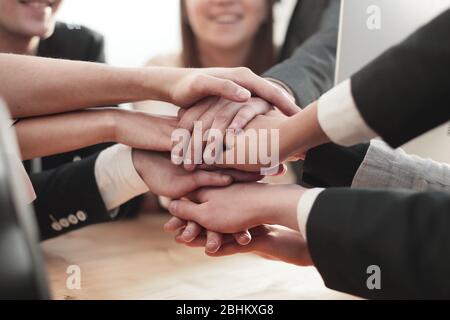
top-left (164, 182), bottom-right (312, 265)
top-left (177, 225), bottom-right (313, 267)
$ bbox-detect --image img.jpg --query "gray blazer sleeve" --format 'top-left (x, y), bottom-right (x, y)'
top-left (264, 0), bottom-right (340, 107)
top-left (352, 140), bottom-right (450, 193)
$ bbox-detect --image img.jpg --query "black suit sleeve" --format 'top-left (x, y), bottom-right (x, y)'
top-left (31, 153), bottom-right (141, 241)
top-left (302, 143), bottom-right (369, 188)
top-left (264, 0), bottom-right (340, 108)
top-left (307, 188), bottom-right (450, 299)
top-left (351, 9), bottom-right (450, 147)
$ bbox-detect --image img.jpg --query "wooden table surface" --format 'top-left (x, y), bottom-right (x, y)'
top-left (42, 212), bottom-right (356, 300)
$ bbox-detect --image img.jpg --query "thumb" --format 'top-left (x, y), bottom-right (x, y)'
top-left (191, 170), bottom-right (232, 188)
top-left (168, 199), bottom-right (202, 222)
top-left (195, 75), bottom-right (251, 103)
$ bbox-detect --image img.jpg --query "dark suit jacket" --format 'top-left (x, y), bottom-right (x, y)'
top-left (279, 9), bottom-right (450, 299)
top-left (27, 23), bottom-right (140, 241)
top-left (265, 0), bottom-right (340, 108)
top-left (264, 1), bottom-right (372, 188)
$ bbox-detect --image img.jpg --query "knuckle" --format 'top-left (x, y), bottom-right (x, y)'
top-left (237, 66), bottom-right (251, 75)
top-left (238, 107), bottom-right (255, 119)
top-left (214, 112), bottom-right (231, 125)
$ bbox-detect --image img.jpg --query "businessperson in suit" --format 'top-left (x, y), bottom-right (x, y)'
top-left (168, 8), bottom-right (450, 299)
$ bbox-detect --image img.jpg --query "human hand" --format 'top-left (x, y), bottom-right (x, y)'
top-left (177, 225), bottom-right (313, 267)
top-left (132, 150), bottom-right (263, 199)
top-left (111, 109), bottom-right (179, 152)
top-left (168, 182), bottom-right (306, 234)
top-left (177, 97), bottom-right (274, 171)
top-left (163, 67), bottom-right (300, 115)
top-left (202, 110), bottom-right (302, 173)
top-left (164, 217), bottom-right (252, 254)
top-left (163, 164), bottom-right (288, 253)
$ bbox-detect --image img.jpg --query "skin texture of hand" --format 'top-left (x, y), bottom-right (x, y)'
top-left (167, 182), bottom-right (306, 234)
top-left (166, 67), bottom-right (301, 115)
top-left (177, 225), bottom-right (313, 267)
top-left (132, 150), bottom-right (263, 199)
top-left (203, 110), bottom-right (297, 173)
top-left (112, 109), bottom-right (179, 152)
top-left (0, 55), bottom-right (299, 119)
top-left (163, 164), bottom-right (288, 253)
top-left (15, 108), bottom-right (179, 160)
top-left (177, 97), bottom-right (273, 171)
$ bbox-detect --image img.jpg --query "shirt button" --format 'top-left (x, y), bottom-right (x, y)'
top-left (73, 156), bottom-right (82, 162)
top-left (59, 218), bottom-right (70, 228)
top-left (68, 214), bottom-right (78, 225)
top-left (51, 222), bottom-right (62, 231)
top-left (76, 210), bottom-right (87, 222)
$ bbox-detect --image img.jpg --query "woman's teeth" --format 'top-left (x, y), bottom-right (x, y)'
top-left (213, 14), bottom-right (242, 24)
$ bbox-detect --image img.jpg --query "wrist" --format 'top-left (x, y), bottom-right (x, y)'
top-left (98, 108), bottom-right (120, 143)
top-left (265, 184), bottom-right (305, 230)
top-left (280, 101), bottom-right (329, 159)
top-left (131, 149), bottom-right (147, 181)
top-left (127, 67), bottom-right (168, 102)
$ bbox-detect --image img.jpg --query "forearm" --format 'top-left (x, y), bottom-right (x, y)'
top-left (15, 107), bottom-right (178, 160)
top-left (280, 101), bottom-right (330, 161)
top-left (15, 108), bottom-right (116, 160)
top-left (352, 140), bottom-right (450, 191)
top-left (0, 54), bottom-right (170, 118)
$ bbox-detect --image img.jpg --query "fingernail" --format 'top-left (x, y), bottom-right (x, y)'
top-left (181, 229), bottom-right (194, 242)
top-left (236, 89), bottom-right (250, 100)
top-left (164, 221), bottom-right (175, 231)
top-left (206, 240), bottom-right (219, 253)
top-left (239, 234), bottom-right (251, 245)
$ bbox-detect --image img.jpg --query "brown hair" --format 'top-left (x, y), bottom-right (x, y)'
top-left (180, 0), bottom-right (276, 75)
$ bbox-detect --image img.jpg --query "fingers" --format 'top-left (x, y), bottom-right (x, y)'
top-left (205, 231), bottom-right (223, 254)
top-left (168, 199), bottom-right (202, 222)
top-left (215, 169), bottom-right (262, 182)
top-left (192, 74), bottom-right (251, 103)
top-left (232, 230), bottom-right (252, 246)
top-left (183, 99), bottom-right (224, 171)
top-left (203, 104), bottom-right (242, 162)
top-left (227, 68), bottom-right (300, 116)
top-left (180, 221), bottom-right (203, 243)
top-left (191, 170), bottom-right (232, 188)
top-left (177, 99), bottom-right (210, 132)
top-left (164, 217), bottom-right (187, 233)
top-left (228, 101), bottom-right (272, 132)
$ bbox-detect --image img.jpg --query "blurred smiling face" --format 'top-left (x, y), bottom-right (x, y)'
top-left (0, 0), bottom-right (62, 38)
top-left (185, 0), bottom-right (269, 49)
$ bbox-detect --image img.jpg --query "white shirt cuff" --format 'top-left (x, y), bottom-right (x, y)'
top-left (297, 188), bottom-right (325, 241)
top-left (317, 79), bottom-right (378, 146)
top-left (94, 144), bottom-right (149, 211)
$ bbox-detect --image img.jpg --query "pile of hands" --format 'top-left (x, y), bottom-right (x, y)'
top-left (113, 68), bottom-right (314, 266)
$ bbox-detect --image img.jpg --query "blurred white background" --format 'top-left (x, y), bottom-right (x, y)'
top-left (57, 0), bottom-right (297, 67)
